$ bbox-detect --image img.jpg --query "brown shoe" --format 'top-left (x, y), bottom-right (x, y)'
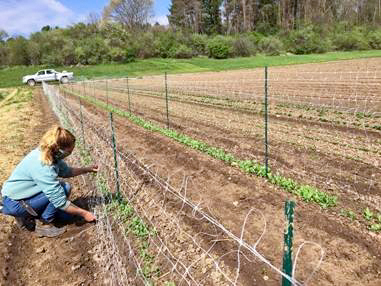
top-left (35, 220), bottom-right (66, 238)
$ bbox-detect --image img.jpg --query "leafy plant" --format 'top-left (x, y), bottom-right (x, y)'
top-left (369, 224), bottom-right (381, 232)
top-left (363, 207), bottom-right (374, 221)
top-left (340, 209), bottom-right (356, 221)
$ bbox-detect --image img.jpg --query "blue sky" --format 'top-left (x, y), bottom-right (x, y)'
top-left (0, 0), bottom-right (171, 36)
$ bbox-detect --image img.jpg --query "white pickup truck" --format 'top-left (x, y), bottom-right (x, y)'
top-left (22, 69), bottom-right (74, 86)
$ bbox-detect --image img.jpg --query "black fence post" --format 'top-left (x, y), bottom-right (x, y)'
top-left (106, 80), bottom-right (109, 108)
top-left (109, 112), bottom-right (121, 198)
top-left (165, 72), bottom-right (170, 129)
top-left (264, 66), bottom-right (269, 177)
top-left (127, 76), bottom-right (131, 114)
top-left (79, 98), bottom-right (85, 147)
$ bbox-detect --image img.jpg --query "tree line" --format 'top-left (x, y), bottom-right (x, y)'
top-left (169, 0), bottom-right (381, 34)
top-left (0, 0), bottom-right (381, 67)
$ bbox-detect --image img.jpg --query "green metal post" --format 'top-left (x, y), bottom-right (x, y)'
top-left (264, 66), bottom-right (269, 177)
top-left (106, 80), bottom-right (109, 108)
top-left (165, 72), bottom-right (170, 129)
top-left (127, 76), bottom-right (131, 114)
top-left (79, 98), bottom-right (85, 147)
top-left (282, 200), bottom-right (295, 286)
top-left (109, 112), bottom-right (120, 198)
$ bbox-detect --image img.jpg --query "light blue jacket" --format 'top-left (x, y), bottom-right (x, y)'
top-left (1, 148), bottom-right (72, 209)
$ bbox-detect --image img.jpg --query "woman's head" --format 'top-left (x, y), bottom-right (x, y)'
top-left (39, 125), bottom-right (76, 165)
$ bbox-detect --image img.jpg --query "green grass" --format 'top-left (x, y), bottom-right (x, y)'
top-left (2, 50), bottom-right (381, 88)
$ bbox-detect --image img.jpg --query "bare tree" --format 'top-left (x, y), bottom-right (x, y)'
top-left (103, 0), bottom-right (154, 30)
top-left (0, 30), bottom-right (8, 42)
top-left (86, 12), bottom-right (101, 25)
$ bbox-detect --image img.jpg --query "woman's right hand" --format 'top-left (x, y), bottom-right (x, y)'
top-left (83, 211), bottom-right (96, 222)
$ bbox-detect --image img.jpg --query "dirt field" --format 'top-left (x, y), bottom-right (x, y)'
top-left (73, 58), bottom-right (381, 216)
top-left (60, 58), bottom-right (381, 285)
top-left (0, 89), bottom-right (102, 286)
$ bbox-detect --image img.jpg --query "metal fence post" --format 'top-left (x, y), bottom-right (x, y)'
top-left (165, 72), bottom-right (170, 129)
top-left (79, 98), bottom-right (85, 147)
top-left (282, 200), bottom-right (295, 286)
top-left (264, 66), bottom-right (269, 177)
top-left (109, 112), bottom-right (121, 198)
top-left (127, 76), bottom-right (131, 114)
top-left (106, 80), bottom-right (109, 108)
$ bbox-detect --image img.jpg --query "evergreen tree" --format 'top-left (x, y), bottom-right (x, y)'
top-left (201, 0), bottom-right (222, 34)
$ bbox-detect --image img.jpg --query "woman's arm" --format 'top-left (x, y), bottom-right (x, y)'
top-left (69, 165), bottom-right (98, 177)
top-left (64, 203), bottom-right (96, 222)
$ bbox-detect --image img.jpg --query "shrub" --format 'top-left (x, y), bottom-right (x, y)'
top-left (255, 22), bottom-right (278, 36)
top-left (257, 36), bottom-right (283, 56)
top-left (207, 36), bottom-right (233, 59)
top-left (333, 29), bottom-right (369, 51)
top-left (190, 33), bottom-right (208, 55)
top-left (109, 47), bottom-right (126, 62)
top-left (135, 32), bottom-right (156, 59)
top-left (74, 46), bottom-right (86, 64)
top-left (368, 30), bottom-right (381, 49)
top-left (169, 44), bottom-right (193, 59)
top-left (286, 26), bottom-right (330, 54)
top-left (125, 46), bottom-right (136, 62)
top-left (154, 31), bottom-right (178, 58)
top-left (246, 32), bottom-right (265, 45)
top-left (232, 36), bottom-right (255, 57)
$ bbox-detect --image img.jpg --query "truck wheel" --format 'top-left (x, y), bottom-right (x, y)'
top-left (60, 77), bottom-right (69, 84)
top-left (27, 79), bottom-right (36, 86)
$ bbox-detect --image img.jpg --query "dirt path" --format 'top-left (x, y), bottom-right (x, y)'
top-left (0, 88), bottom-right (102, 286)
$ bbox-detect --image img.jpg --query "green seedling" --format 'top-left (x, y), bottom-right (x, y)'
top-left (369, 224), bottom-right (381, 232)
top-left (363, 207), bottom-right (374, 221)
top-left (340, 209), bottom-right (357, 221)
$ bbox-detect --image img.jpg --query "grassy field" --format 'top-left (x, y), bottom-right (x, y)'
top-left (1, 50), bottom-right (381, 88)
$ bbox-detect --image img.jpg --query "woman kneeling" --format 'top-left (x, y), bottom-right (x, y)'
top-left (1, 125), bottom-right (97, 237)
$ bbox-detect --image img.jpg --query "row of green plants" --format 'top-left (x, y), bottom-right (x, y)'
top-left (340, 207), bottom-right (381, 233)
top-left (105, 196), bottom-right (160, 280)
top-left (64, 87), bottom-right (337, 209)
top-left (94, 171), bottom-right (160, 280)
top-left (58, 102), bottom-right (162, 282)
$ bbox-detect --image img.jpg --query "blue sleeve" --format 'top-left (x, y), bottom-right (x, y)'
top-left (31, 165), bottom-right (68, 209)
top-left (56, 160), bottom-right (72, 178)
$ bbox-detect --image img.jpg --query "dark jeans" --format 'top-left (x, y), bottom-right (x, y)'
top-left (2, 182), bottom-right (72, 223)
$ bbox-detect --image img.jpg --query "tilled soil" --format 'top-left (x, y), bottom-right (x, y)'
top-left (0, 89), bottom-right (102, 286)
top-left (64, 89), bottom-right (381, 286)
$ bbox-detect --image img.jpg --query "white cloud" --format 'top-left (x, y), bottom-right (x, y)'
top-left (150, 15), bottom-right (169, 26)
top-left (0, 0), bottom-right (80, 36)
